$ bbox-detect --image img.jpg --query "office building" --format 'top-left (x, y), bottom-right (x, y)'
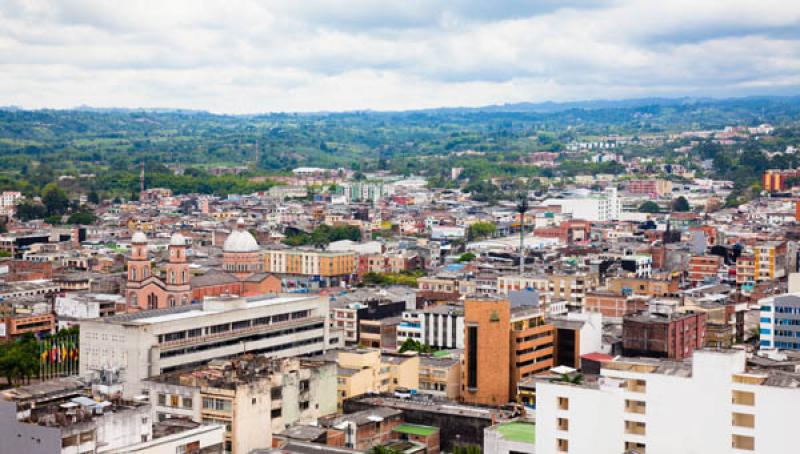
top-left (80, 293), bottom-right (335, 397)
top-left (462, 296), bottom-right (555, 406)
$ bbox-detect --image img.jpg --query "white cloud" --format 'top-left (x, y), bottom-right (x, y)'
top-left (0, 0), bottom-right (798, 112)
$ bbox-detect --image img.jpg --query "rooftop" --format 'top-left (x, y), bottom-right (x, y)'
top-left (494, 420), bottom-right (536, 445)
top-left (392, 423), bottom-right (438, 437)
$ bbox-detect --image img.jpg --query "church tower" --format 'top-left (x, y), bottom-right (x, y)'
top-left (164, 233), bottom-right (192, 307)
top-left (126, 229), bottom-right (151, 309)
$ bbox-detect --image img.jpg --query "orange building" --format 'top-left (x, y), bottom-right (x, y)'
top-left (3, 313), bottom-right (55, 340)
top-left (461, 296), bottom-right (554, 406)
top-left (688, 255), bottom-right (722, 285)
top-left (763, 169), bottom-right (800, 192)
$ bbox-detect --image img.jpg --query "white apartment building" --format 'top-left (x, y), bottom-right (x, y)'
top-left (80, 294), bottom-right (337, 397)
top-left (536, 350), bottom-right (799, 454)
top-left (396, 305), bottom-right (464, 349)
top-left (542, 187), bottom-right (621, 222)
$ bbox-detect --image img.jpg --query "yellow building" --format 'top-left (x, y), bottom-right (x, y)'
top-left (753, 241), bottom-right (787, 282)
top-left (263, 247), bottom-right (356, 277)
top-left (325, 348), bottom-right (419, 409)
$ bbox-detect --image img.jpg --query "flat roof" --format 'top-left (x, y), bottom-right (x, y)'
top-left (495, 421), bottom-right (535, 444)
top-left (392, 424), bottom-right (438, 437)
top-left (105, 294), bottom-right (319, 325)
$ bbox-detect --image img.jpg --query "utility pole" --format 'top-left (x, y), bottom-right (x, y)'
top-left (516, 192), bottom-right (530, 275)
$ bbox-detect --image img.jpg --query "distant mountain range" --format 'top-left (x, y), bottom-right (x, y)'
top-left (2, 95), bottom-right (799, 116)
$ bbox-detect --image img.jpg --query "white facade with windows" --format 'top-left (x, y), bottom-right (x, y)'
top-left (536, 350), bottom-right (800, 454)
top-left (397, 305), bottom-right (464, 349)
top-left (80, 294), bottom-right (335, 397)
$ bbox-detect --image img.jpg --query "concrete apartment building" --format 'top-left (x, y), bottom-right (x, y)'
top-left (759, 292), bottom-right (800, 350)
top-left (535, 350), bottom-right (800, 454)
top-left (462, 296), bottom-right (555, 406)
top-left (146, 356), bottom-right (337, 454)
top-left (80, 293), bottom-right (336, 397)
top-left (418, 355), bottom-right (461, 400)
top-left (321, 348), bottom-right (419, 409)
top-left (753, 241), bottom-right (787, 282)
top-left (0, 377), bottom-right (221, 454)
top-left (625, 179), bottom-right (673, 197)
top-left (688, 255), bottom-right (722, 285)
top-left (262, 246), bottom-right (357, 287)
top-left (623, 301), bottom-right (707, 360)
top-left (497, 273), bottom-right (599, 309)
top-left (396, 304), bottom-right (465, 349)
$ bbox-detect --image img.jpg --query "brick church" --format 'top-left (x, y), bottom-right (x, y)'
top-left (126, 219), bottom-right (280, 310)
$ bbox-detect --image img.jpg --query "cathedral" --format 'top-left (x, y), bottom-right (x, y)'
top-left (126, 219), bottom-right (280, 310)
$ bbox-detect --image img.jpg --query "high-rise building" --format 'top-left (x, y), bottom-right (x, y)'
top-left (461, 296), bottom-right (555, 406)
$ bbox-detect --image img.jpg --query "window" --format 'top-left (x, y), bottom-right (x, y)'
top-left (271, 387), bottom-right (282, 400)
top-left (732, 412), bottom-right (755, 428)
top-left (202, 397), bottom-right (232, 413)
top-left (170, 395), bottom-right (179, 407)
top-left (271, 408), bottom-right (282, 418)
top-left (732, 434), bottom-right (755, 451)
top-left (158, 393), bottom-right (166, 406)
top-left (182, 397), bottom-right (192, 409)
top-left (732, 390), bottom-right (755, 406)
top-left (299, 401), bottom-right (310, 410)
top-left (558, 397), bottom-right (569, 411)
top-left (556, 438), bottom-right (569, 452)
top-left (467, 326), bottom-right (478, 389)
top-left (299, 380), bottom-right (310, 392)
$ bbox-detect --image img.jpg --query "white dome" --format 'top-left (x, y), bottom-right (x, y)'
top-left (223, 229), bottom-right (259, 253)
top-left (170, 233), bottom-right (186, 246)
top-left (132, 231), bottom-right (148, 244)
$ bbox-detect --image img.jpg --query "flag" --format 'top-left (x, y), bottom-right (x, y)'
top-left (61, 343), bottom-right (67, 363)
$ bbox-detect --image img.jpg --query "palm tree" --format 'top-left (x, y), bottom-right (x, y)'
top-left (515, 192), bottom-right (530, 275)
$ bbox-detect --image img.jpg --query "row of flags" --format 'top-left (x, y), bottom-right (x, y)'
top-left (38, 333), bottom-right (79, 379)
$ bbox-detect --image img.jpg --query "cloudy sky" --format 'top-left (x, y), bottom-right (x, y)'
top-left (1, 0), bottom-right (799, 113)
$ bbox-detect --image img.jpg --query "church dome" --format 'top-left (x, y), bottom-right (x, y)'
top-left (223, 219), bottom-right (259, 253)
top-left (132, 230), bottom-right (148, 244)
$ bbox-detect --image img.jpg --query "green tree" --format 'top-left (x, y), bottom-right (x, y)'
top-left (87, 188), bottom-right (100, 204)
top-left (16, 202), bottom-right (47, 221)
top-left (68, 210), bottom-right (96, 225)
top-left (468, 221), bottom-right (496, 241)
top-left (638, 201), bottom-right (661, 213)
top-left (41, 183), bottom-right (69, 216)
top-left (671, 196), bottom-right (690, 212)
top-left (458, 252), bottom-right (476, 262)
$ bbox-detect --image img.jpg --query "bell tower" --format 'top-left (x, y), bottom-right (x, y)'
top-left (126, 229), bottom-right (151, 308)
top-left (164, 233), bottom-right (192, 306)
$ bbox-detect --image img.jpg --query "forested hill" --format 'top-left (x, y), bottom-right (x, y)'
top-left (1, 96), bottom-right (799, 175)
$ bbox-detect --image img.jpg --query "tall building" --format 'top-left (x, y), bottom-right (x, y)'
top-left (759, 292), bottom-right (800, 350)
top-left (462, 296), bottom-right (555, 406)
top-left (535, 350), bottom-right (800, 454)
top-left (80, 294), bottom-right (336, 397)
